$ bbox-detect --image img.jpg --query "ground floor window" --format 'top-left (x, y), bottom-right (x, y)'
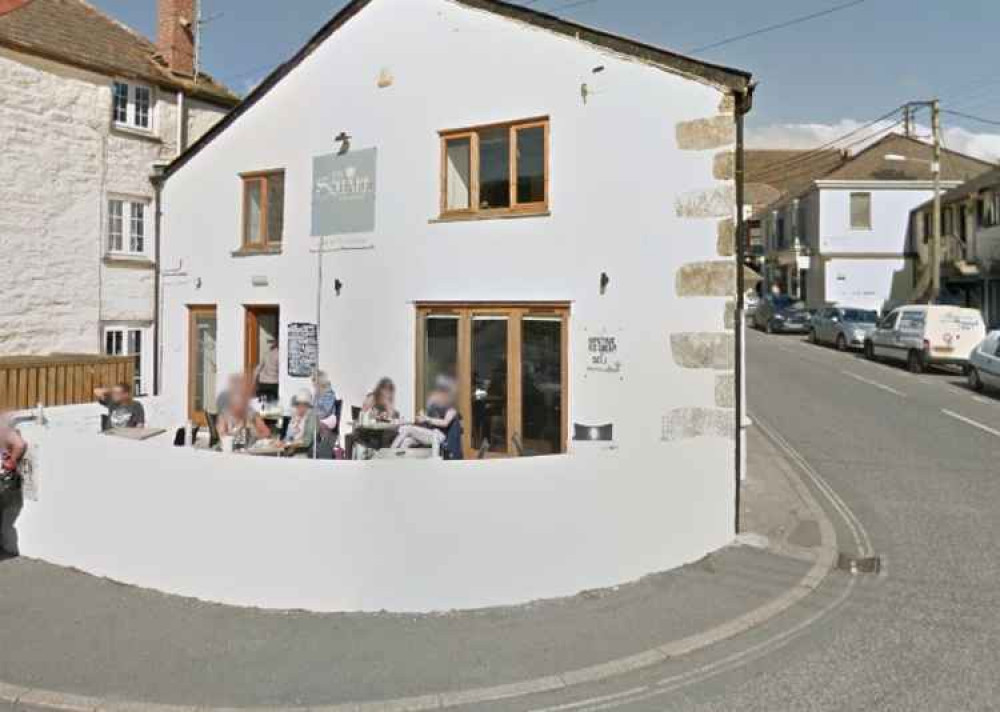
top-left (416, 303), bottom-right (568, 457)
top-left (103, 325), bottom-right (146, 395)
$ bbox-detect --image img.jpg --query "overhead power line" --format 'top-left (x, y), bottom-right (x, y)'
top-left (942, 109), bottom-right (1000, 128)
top-left (686, 0), bottom-right (870, 54)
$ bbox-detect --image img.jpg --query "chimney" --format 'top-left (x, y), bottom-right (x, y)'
top-left (157, 0), bottom-right (196, 77)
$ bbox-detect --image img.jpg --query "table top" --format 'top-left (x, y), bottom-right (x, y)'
top-left (104, 427), bottom-right (168, 441)
top-left (352, 421), bottom-right (411, 432)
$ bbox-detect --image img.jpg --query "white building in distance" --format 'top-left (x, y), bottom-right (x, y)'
top-left (0, 0), bottom-right (237, 394)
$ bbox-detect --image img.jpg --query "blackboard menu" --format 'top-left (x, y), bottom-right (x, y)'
top-left (287, 323), bottom-right (318, 378)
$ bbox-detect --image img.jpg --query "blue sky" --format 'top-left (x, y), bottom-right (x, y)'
top-left (91, 0), bottom-right (1000, 155)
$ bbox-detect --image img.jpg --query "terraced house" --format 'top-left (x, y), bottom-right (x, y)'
top-left (0, 0), bottom-right (237, 394)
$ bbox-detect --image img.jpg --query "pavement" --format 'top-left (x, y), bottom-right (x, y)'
top-left (0, 394), bottom-right (833, 711)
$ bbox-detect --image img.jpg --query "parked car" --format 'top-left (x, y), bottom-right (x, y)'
top-left (863, 305), bottom-right (986, 373)
top-left (810, 307), bottom-right (879, 351)
top-left (967, 331), bottom-right (1000, 392)
top-left (754, 295), bottom-right (811, 334)
top-left (744, 290), bottom-right (760, 317)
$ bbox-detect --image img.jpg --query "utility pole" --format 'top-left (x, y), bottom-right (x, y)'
top-left (930, 99), bottom-right (942, 304)
top-left (903, 105), bottom-right (912, 137)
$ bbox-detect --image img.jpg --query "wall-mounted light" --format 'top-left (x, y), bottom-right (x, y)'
top-left (592, 65), bottom-right (605, 74)
top-left (335, 131), bottom-right (352, 155)
top-left (600, 272), bottom-right (610, 295)
top-left (334, 278), bottom-right (344, 297)
top-left (251, 275), bottom-right (269, 287)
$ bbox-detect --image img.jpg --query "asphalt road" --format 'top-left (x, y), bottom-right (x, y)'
top-left (493, 327), bottom-right (1000, 711)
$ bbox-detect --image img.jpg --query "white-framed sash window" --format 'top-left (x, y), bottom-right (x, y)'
top-left (107, 197), bottom-right (150, 256)
top-left (111, 80), bottom-right (154, 132)
top-left (103, 325), bottom-right (150, 396)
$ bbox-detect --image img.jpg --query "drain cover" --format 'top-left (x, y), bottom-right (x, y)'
top-left (836, 553), bottom-right (881, 574)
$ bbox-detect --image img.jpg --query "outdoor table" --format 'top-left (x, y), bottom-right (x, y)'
top-left (242, 440), bottom-right (285, 457)
top-left (350, 421), bottom-right (410, 459)
top-left (103, 427), bottom-right (167, 441)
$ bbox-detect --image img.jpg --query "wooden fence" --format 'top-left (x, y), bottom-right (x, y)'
top-left (0, 354), bottom-right (135, 411)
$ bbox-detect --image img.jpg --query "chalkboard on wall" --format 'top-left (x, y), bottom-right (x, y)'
top-left (287, 323), bottom-right (318, 378)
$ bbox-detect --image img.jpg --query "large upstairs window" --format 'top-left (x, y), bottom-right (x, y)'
top-left (439, 118), bottom-right (549, 219)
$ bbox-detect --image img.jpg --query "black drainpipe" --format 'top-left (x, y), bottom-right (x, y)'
top-left (733, 84), bottom-right (754, 534)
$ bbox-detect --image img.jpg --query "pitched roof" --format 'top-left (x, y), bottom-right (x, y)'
top-left (163, 0), bottom-right (752, 179)
top-left (0, 0), bottom-right (238, 107)
top-left (745, 149), bottom-right (848, 207)
top-left (818, 134), bottom-right (994, 183)
top-left (938, 166), bottom-right (1000, 204)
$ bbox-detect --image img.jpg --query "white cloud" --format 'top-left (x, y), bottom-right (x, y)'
top-left (747, 120), bottom-right (1000, 164)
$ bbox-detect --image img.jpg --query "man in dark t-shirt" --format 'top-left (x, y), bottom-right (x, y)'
top-left (94, 383), bottom-right (145, 429)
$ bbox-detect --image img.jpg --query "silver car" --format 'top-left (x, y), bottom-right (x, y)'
top-left (810, 307), bottom-right (878, 351)
top-left (967, 330), bottom-right (1000, 393)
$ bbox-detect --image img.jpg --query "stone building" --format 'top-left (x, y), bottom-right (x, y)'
top-left (0, 0), bottom-right (237, 394)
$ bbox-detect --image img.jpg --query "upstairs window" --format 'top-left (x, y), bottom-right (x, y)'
top-left (440, 118), bottom-right (549, 218)
top-left (850, 192), bottom-right (872, 230)
top-left (241, 171), bottom-right (285, 249)
top-left (107, 198), bottom-right (149, 256)
top-left (111, 81), bottom-right (153, 131)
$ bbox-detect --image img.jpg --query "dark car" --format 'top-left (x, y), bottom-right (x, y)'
top-left (754, 295), bottom-right (811, 334)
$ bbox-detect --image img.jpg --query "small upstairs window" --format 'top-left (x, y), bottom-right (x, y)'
top-left (241, 171), bottom-right (285, 250)
top-left (850, 192), bottom-right (872, 230)
top-left (112, 81), bottom-right (153, 131)
top-left (440, 117), bottom-right (549, 219)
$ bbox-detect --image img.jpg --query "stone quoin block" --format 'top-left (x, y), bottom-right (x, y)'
top-left (675, 185), bottom-right (736, 219)
top-left (670, 332), bottom-right (735, 370)
top-left (715, 373), bottom-right (736, 408)
top-left (675, 115), bottom-right (735, 151)
top-left (662, 408), bottom-right (734, 442)
top-left (717, 218), bottom-right (735, 257)
top-left (713, 151), bottom-right (734, 180)
top-left (676, 261), bottom-right (736, 298)
top-left (718, 93), bottom-right (736, 115)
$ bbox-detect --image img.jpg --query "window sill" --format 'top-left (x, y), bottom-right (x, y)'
top-left (111, 124), bottom-right (160, 143)
top-left (231, 245), bottom-right (283, 258)
top-left (430, 210), bottom-right (551, 224)
top-left (103, 254), bottom-right (154, 269)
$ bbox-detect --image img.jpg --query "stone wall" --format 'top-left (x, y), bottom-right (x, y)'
top-left (0, 47), bottom-right (227, 357)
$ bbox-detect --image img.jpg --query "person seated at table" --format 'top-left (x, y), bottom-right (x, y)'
top-left (0, 411), bottom-right (27, 555)
top-left (391, 376), bottom-right (462, 458)
top-left (93, 383), bottom-right (145, 430)
top-left (361, 377), bottom-right (399, 424)
top-left (215, 373), bottom-right (249, 416)
top-left (217, 386), bottom-right (270, 451)
top-left (283, 390), bottom-right (318, 458)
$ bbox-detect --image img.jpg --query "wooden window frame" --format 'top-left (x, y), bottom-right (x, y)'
top-left (438, 117), bottom-right (550, 220)
top-left (187, 305), bottom-right (218, 426)
top-left (240, 170), bottom-right (285, 250)
top-left (849, 191), bottom-right (872, 231)
top-left (415, 302), bottom-right (569, 457)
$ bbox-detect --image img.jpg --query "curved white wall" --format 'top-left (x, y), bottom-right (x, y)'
top-left (17, 425), bottom-right (730, 612)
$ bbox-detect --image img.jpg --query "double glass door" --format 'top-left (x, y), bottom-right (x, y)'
top-left (417, 304), bottom-right (568, 457)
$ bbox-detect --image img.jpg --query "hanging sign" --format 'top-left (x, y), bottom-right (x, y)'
top-left (311, 147), bottom-right (377, 236)
top-left (287, 323), bottom-right (318, 378)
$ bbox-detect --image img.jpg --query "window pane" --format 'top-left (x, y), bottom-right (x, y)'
top-left (266, 173), bottom-right (284, 244)
top-left (445, 138), bottom-right (472, 211)
top-left (423, 316), bottom-right (459, 405)
top-left (850, 192), bottom-right (871, 229)
top-left (472, 317), bottom-right (508, 453)
top-left (130, 202), bottom-right (145, 253)
top-left (112, 82), bottom-right (129, 123)
top-left (193, 313), bottom-right (218, 414)
top-left (134, 86), bottom-right (151, 128)
top-left (244, 180), bottom-right (263, 244)
top-left (521, 318), bottom-right (562, 455)
top-left (108, 200), bottom-right (124, 251)
top-left (478, 128), bottom-right (510, 210)
top-left (516, 126), bottom-right (545, 204)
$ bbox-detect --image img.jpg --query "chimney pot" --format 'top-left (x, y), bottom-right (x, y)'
top-left (157, 0), bottom-right (196, 77)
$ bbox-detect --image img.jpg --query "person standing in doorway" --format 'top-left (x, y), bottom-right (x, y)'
top-left (255, 338), bottom-right (280, 403)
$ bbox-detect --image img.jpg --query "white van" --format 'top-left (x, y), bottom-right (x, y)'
top-left (863, 305), bottom-right (986, 373)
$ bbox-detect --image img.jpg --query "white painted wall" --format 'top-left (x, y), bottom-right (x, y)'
top-left (16, 423), bottom-right (730, 612)
top-left (135, 0), bottom-right (736, 610)
top-left (0, 46), bottom-right (228, 378)
top-left (818, 186), bottom-right (936, 255)
top-left (824, 258), bottom-right (913, 312)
